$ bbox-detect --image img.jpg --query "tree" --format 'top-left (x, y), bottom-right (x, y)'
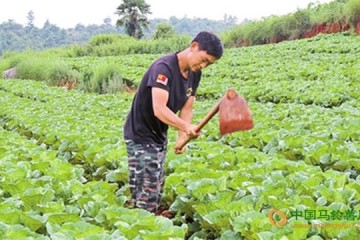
top-left (103, 17), bottom-right (112, 26)
top-left (223, 14), bottom-right (238, 24)
top-left (27, 10), bottom-right (35, 28)
top-left (41, 20), bottom-right (67, 48)
top-left (115, 0), bottom-right (151, 39)
top-left (153, 22), bottom-right (175, 39)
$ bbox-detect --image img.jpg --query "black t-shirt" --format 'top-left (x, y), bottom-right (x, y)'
top-left (124, 53), bottom-right (201, 145)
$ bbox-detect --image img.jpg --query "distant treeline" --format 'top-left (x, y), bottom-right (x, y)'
top-left (0, 16), bottom-right (236, 55)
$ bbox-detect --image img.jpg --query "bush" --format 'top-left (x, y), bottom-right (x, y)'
top-left (87, 62), bottom-right (126, 94)
top-left (0, 50), bottom-right (35, 73)
top-left (15, 54), bottom-right (81, 87)
top-left (344, 0), bottom-right (360, 27)
top-left (63, 45), bottom-right (89, 57)
top-left (65, 33), bottom-right (192, 57)
top-left (309, 0), bottom-right (347, 24)
top-left (89, 34), bottom-right (119, 47)
top-left (16, 57), bottom-right (48, 80)
top-left (45, 60), bottom-right (82, 87)
top-left (153, 23), bottom-right (176, 39)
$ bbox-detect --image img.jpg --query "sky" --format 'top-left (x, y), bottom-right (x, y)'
top-left (0, 0), bottom-right (333, 28)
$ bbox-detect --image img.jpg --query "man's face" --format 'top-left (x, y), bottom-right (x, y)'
top-left (188, 43), bottom-right (217, 72)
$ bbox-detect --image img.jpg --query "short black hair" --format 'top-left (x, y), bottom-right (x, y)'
top-left (192, 31), bottom-right (224, 60)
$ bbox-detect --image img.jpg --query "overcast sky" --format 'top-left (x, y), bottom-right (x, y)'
top-left (0, 0), bottom-right (333, 28)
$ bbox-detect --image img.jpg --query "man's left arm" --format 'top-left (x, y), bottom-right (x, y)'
top-left (174, 96), bottom-right (198, 153)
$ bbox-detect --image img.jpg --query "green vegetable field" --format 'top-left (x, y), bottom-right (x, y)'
top-left (1, 32), bottom-right (360, 239)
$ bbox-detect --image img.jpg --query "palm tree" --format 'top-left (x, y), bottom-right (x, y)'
top-left (115, 0), bottom-right (151, 39)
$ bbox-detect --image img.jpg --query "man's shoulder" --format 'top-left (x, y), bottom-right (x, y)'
top-left (150, 53), bottom-right (178, 73)
top-left (153, 53), bottom-right (176, 64)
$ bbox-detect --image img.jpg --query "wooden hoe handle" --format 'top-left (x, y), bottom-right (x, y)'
top-left (177, 99), bottom-right (222, 150)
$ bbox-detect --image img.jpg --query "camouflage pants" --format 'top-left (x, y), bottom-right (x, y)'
top-left (125, 139), bottom-right (167, 213)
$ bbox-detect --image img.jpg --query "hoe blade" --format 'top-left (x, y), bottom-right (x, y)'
top-left (219, 89), bottom-right (254, 135)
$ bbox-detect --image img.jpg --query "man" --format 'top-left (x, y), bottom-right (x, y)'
top-left (123, 31), bottom-right (224, 213)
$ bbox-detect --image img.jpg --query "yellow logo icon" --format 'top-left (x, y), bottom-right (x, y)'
top-left (186, 87), bottom-right (193, 97)
top-left (268, 209), bottom-right (288, 227)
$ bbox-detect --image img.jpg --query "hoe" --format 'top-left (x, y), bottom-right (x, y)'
top-left (178, 88), bottom-right (254, 149)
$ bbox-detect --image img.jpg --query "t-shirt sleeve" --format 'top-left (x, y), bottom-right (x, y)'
top-left (146, 62), bottom-right (171, 92)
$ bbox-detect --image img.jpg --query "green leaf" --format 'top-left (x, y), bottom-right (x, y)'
top-left (21, 212), bottom-right (45, 232)
top-left (219, 230), bottom-right (242, 240)
top-left (202, 210), bottom-right (231, 231)
top-left (257, 231), bottom-right (274, 240)
top-left (59, 221), bottom-right (107, 238)
top-left (187, 177), bottom-right (227, 200)
top-left (0, 210), bottom-right (21, 224)
top-left (316, 196), bottom-right (327, 206)
top-left (46, 213), bottom-right (81, 225)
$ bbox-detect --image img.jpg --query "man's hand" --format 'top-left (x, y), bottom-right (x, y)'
top-left (174, 142), bottom-right (186, 154)
top-left (184, 124), bottom-right (200, 139)
top-left (174, 124), bottom-right (200, 154)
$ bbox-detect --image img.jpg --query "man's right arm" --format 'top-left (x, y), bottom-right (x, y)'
top-left (151, 87), bottom-right (198, 136)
